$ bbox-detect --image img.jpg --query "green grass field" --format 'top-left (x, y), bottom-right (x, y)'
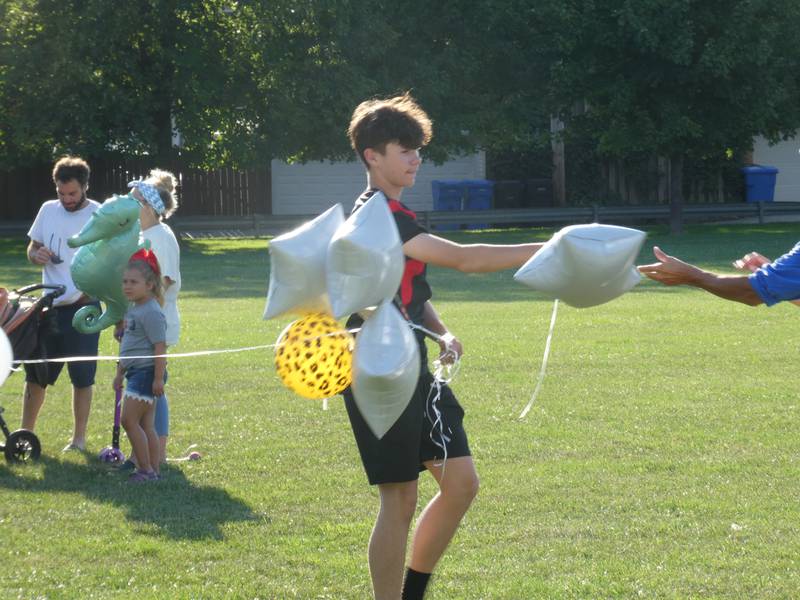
top-left (2, 223), bottom-right (800, 599)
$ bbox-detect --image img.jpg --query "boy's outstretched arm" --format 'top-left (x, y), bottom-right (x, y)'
top-left (638, 246), bottom-right (763, 306)
top-left (403, 233), bottom-right (544, 273)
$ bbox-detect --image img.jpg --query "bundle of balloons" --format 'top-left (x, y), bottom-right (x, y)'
top-left (266, 194), bottom-right (419, 439)
top-left (265, 191), bottom-right (646, 439)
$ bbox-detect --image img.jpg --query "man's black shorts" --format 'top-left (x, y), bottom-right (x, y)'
top-left (24, 301), bottom-right (100, 388)
top-left (343, 367), bottom-right (471, 486)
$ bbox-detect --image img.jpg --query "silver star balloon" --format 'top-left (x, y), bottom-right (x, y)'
top-left (326, 191), bottom-right (404, 319)
top-left (514, 223), bottom-right (646, 308)
top-left (263, 203), bottom-right (345, 319)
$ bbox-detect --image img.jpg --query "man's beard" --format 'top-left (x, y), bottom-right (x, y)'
top-left (64, 192), bottom-right (88, 212)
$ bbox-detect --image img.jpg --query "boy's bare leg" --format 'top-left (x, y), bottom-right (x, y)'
top-left (370, 480), bottom-right (418, 599)
top-left (408, 456), bottom-right (480, 573)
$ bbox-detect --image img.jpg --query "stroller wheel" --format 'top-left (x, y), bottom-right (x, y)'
top-left (4, 429), bottom-right (41, 463)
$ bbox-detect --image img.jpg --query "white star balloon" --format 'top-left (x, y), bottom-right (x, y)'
top-left (263, 203), bottom-right (345, 320)
top-left (326, 191), bottom-right (404, 319)
top-left (514, 223), bottom-right (646, 308)
top-left (351, 301), bottom-right (420, 440)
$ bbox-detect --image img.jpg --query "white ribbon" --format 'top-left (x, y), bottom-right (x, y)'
top-left (411, 326), bottom-right (462, 478)
top-left (518, 299), bottom-right (559, 419)
top-left (11, 328), bottom-right (362, 367)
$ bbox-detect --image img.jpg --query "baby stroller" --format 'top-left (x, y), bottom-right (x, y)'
top-left (0, 283), bottom-right (65, 462)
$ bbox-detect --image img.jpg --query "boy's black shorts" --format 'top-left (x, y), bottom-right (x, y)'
top-left (343, 368), bottom-right (471, 485)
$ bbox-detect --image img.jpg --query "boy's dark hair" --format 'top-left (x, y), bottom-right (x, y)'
top-left (52, 156), bottom-right (90, 188)
top-left (348, 93), bottom-right (433, 167)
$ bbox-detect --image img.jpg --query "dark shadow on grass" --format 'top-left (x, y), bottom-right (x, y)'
top-left (0, 455), bottom-right (264, 540)
top-left (180, 240), bottom-right (270, 299)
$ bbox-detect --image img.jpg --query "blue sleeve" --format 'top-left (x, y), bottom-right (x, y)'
top-left (748, 242), bottom-right (800, 306)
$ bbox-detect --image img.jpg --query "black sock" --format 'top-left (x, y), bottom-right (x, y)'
top-left (402, 567), bottom-right (432, 600)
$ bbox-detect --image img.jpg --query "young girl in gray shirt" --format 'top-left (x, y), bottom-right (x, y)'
top-left (113, 249), bottom-right (166, 483)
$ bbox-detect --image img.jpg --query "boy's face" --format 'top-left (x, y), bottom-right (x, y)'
top-left (366, 142), bottom-right (422, 192)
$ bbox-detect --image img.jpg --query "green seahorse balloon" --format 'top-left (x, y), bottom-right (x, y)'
top-left (68, 193), bottom-right (149, 334)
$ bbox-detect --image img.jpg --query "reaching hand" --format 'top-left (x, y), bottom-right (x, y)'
top-left (733, 251), bottom-right (770, 272)
top-left (733, 251), bottom-right (800, 307)
top-left (637, 246), bottom-right (702, 286)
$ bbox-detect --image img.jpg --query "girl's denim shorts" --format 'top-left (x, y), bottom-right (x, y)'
top-left (124, 366), bottom-right (168, 405)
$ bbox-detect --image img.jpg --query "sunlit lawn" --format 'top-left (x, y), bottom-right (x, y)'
top-left (1, 222), bottom-right (800, 598)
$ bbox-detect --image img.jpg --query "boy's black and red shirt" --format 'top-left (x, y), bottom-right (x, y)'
top-left (349, 188), bottom-right (432, 326)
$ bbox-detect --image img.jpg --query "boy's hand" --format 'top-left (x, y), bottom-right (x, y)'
top-left (437, 332), bottom-right (462, 365)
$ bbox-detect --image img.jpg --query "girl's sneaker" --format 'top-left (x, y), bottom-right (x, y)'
top-left (116, 459), bottom-right (136, 472)
top-left (128, 470), bottom-right (157, 483)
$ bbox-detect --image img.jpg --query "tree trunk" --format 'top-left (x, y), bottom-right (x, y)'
top-left (550, 116), bottom-right (566, 206)
top-left (669, 153), bottom-right (684, 235)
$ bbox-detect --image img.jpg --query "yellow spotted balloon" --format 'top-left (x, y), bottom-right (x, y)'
top-left (274, 313), bottom-right (354, 399)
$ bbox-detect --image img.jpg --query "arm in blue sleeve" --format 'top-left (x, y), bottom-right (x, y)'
top-left (749, 243), bottom-right (800, 306)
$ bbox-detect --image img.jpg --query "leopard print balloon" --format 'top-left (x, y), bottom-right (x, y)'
top-left (274, 313), bottom-right (354, 399)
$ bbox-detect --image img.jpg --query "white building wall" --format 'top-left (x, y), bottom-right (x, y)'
top-left (752, 135), bottom-right (800, 202)
top-left (271, 152), bottom-right (486, 215)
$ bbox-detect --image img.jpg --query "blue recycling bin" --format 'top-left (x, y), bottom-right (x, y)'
top-left (431, 180), bottom-right (463, 230)
top-left (742, 165), bottom-right (779, 202)
top-left (462, 179), bottom-right (494, 229)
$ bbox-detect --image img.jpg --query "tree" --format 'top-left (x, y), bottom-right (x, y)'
top-left (2, 0), bottom-right (798, 197)
top-left (0, 0), bottom-right (264, 168)
top-left (531, 0), bottom-right (800, 223)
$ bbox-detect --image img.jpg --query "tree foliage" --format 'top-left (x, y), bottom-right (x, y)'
top-left (535, 0), bottom-right (800, 160)
top-left (0, 0), bottom-right (799, 177)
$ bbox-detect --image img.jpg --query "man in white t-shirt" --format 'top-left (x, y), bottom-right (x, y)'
top-left (23, 156), bottom-right (101, 452)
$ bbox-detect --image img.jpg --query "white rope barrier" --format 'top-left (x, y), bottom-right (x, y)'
top-left (10, 328), bottom-right (362, 368)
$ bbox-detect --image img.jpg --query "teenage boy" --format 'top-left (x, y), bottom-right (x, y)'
top-left (22, 156), bottom-right (101, 451)
top-left (343, 93), bottom-right (549, 600)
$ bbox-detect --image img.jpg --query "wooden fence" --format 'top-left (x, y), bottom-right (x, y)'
top-left (0, 156), bottom-right (271, 221)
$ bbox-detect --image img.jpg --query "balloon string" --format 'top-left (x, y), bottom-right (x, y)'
top-left (426, 377), bottom-right (447, 477)
top-left (11, 327), bottom-right (363, 367)
top-left (12, 322), bottom-right (450, 367)
top-left (518, 299), bottom-right (559, 419)
top-left (424, 338), bottom-right (462, 479)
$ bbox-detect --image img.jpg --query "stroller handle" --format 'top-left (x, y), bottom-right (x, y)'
top-left (14, 284), bottom-right (67, 297)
